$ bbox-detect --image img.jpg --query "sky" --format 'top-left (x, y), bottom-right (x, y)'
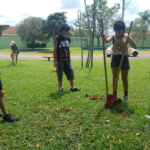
top-left (0, 0), bottom-right (149, 35)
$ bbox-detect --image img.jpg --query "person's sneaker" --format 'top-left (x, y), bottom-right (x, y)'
top-left (3, 114), bottom-right (20, 122)
top-left (58, 88), bottom-right (63, 93)
top-left (123, 96), bottom-right (128, 103)
top-left (113, 96), bottom-right (118, 100)
top-left (70, 87), bottom-right (81, 92)
top-left (0, 113), bottom-right (3, 117)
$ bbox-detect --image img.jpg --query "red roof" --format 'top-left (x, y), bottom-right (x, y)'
top-left (2, 26), bottom-right (17, 34)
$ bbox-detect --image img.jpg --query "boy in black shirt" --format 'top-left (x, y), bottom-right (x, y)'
top-left (53, 23), bottom-right (81, 93)
top-left (0, 24), bottom-right (20, 122)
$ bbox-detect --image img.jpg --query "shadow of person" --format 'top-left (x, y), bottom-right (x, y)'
top-left (95, 101), bottom-right (135, 120)
top-left (108, 102), bottom-right (135, 116)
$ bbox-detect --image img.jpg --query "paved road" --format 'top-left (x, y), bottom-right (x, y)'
top-left (0, 53), bottom-right (150, 60)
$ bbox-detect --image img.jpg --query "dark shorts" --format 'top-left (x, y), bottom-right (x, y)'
top-left (0, 79), bottom-right (3, 91)
top-left (12, 50), bottom-right (19, 55)
top-left (58, 60), bottom-right (74, 81)
top-left (111, 55), bottom-right (130, 70)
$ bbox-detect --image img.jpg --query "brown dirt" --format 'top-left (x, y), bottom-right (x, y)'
top-left (86, 94), bottom-right (105, 100)
top-left (60, 108), bottom-right (73, 112)
top-left (117, 109), bottom-right (128, 115)
top-left (105, 98), bottom-right (122, 109)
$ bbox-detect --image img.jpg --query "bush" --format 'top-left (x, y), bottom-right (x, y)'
top-left (40, 42), bottom-right (47, 48)
top-left (27, 41), bottom-right (46, 48)
top-left (26, 42), bottom-right (33, 48)
top-left (34, 42), bottom-right (40, 48)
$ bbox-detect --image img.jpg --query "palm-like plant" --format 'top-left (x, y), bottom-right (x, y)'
top-left (138, 10), bottom-right (150, 24)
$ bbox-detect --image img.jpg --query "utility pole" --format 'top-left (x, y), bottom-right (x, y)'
top-left (122, 0), bottom-right (125, 21)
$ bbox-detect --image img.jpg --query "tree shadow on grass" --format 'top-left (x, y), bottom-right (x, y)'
top-left (48, 91), bottom-right (71, 100)
top-left (86, 76), bottom-right (104, 82)
top-left (0, 62), bottom-right (27, 69)
top-left (86, 68), bottom-right (92, 78)
top-left (95, 105), bottom-right (106, 120)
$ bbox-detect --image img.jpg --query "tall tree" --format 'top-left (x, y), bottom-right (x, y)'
top-left (42, 12), bottom-right (67, 38)
top-left (127, 18), bottom-right (149, 46)
top-left (138, 10), bottom-right (150, 24)
top-left (74, 0), bottom-right (120, 47)
top-left (130, 10), bottom-right (150, 46)
top-left (17, 16), bottom-right (48, 49)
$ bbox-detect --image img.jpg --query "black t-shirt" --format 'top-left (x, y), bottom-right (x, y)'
top-left (56, 34), bottom-right (71, 61)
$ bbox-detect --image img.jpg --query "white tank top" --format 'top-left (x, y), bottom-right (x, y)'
top-left (112, 33), bottom-right (128, 55)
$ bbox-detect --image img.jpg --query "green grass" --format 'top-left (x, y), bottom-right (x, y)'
top-left (1, 47), bottom-right (150, 55)
top-left (0, 58), bottom-right (150, 149)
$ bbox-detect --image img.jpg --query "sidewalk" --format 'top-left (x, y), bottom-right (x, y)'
top-left (0, 52), bottom-right (150, 60)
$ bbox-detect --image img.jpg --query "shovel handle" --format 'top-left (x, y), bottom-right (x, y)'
top-left (101, 19), bottom-right (108, 96)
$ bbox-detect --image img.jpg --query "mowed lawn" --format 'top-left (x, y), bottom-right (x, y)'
top-left (0, 47), bottom-right (150, 55)
top-left (0, 58), bottom-right (150, 149)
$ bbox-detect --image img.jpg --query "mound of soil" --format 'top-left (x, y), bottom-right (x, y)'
top-left (105, 98), bottom-right (122, 109)
top-left (117, 109), bottom-right (128, 115)
top-left (86, 94), bottom-right (105, 100)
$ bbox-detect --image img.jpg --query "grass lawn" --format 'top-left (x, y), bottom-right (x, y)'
top-left (0, 47), bottom-right (150, 55)
top-left (0, 58), bottom-right (150, 149)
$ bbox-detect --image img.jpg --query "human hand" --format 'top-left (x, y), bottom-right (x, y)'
top-left (54, 61), bottom-right (57, 68)
top-left (100, 32), bottom-right (105, 38)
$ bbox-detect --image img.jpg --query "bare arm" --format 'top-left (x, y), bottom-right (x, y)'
top-left (127, 35), bottom-right (137, 49)
top-left (101, 33), bottom-right (114, 43)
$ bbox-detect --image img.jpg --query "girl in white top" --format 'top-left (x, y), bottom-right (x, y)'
top-left (101, 21), bottom-right (136, 103)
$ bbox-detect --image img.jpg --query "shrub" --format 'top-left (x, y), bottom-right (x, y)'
top-left (34, 42), bottom-right (40, 48)
top-left (27, 41), bottom-right (41, 48)
top-left (26, 42), bottom-right (32, 48)
top-left (40, 42), bottom-right (47, 48)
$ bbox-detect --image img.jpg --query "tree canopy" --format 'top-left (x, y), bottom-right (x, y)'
top-left (17, 16), bottom-right (49, 49)
top-left (74, 0), bottom-right (120, 47)
top-left (128, 10), bottom-right (150, 47)
top-left (42, 12), bottom-right (67, 38)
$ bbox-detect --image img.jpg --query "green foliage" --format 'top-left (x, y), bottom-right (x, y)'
top-left (26, 42), bottom-right (33, 48)
top-left (41, 12), bottom-right (67, 38)
top-left (73, 28), bottom-right (88, 37)
top-left (74, 0), bottom-right (120, 47)
top-left (16, 16), bottom-right (49, 49)
top-left (34, 42), bottom-right (41, 48)
top-left (0, 59), bottom-right (150, 149)
top-left (129, 10), bottom-right (150, 47)
top-left (67, 31), bottom-right (74, 37)
top-left (138, 10), bottom-right (150, 24)
top-left (40, 42), bottom-right (47, 48)
top-left (26, 41), bottom-right (47, 48)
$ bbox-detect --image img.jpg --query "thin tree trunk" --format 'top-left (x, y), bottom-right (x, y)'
top-left (32, 41), bottom-right (35, 50)
top-left (97, 37), bottom-right (100, 47)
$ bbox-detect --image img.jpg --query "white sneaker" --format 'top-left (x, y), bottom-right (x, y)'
top-left (123, 96), bottom-right (128, 103)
